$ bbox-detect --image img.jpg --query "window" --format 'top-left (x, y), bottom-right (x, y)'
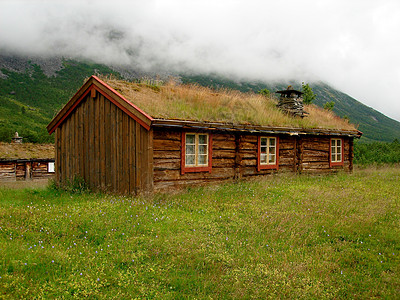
top-left (330, 138), bottom-right (343, 166)
top-left (257, 136), bottom-right (279, 171)
top-left (48, 162), bottom-right (55, 173)
top-left (181, 133), bottom-right (212, 174)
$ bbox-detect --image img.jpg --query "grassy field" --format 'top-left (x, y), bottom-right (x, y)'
top-left (0, 166), bottom-right (399, 299)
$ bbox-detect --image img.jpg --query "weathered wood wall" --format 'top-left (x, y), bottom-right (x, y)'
top-left (55, 90), bottom-right (153, 194)
top-left (153, 129), bottom-right (236, 190)
top-left (152, 128), bottom-right (353, 191)
top-left (0, 160), bottom-right (55, 181)
top-left (299, 136), bottom-right (351, 173)
top-left (0, 162), bottom-right (16, 181)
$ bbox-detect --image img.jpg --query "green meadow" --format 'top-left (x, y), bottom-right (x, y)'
top-left (1, 166), bottom-right (399, 299)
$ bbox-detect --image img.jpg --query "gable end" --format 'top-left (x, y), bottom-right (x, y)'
top-left (47, 76), bottom-right (153, 134)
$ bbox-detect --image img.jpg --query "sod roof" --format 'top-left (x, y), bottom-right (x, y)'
top-left (0, 143), bottom-right (54, 160)
top-left (100, 76), bottom-right (358, 132)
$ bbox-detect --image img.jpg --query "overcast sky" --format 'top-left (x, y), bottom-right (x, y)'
top-left (1, 0), bottom-right (400, 121)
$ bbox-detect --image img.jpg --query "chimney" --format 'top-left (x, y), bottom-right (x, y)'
top-left (12, 132), bottom-right (23, 144)
top-left (276, 86), bottom-right (308, 118)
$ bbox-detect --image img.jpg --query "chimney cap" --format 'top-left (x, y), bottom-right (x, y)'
top-left (12, 131), bottom-right (23, 143)
top-left (276, 89), bottom-right (303, 96)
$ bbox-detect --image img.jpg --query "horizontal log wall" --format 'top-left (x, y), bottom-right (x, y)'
top-left (153, 129), bottom-right (236, 190)
top-left (240, 135), bottom-right (296, 177)
top-left (0, 161), bottom-right (55, 181)
top-left (55, 91), bottom-right (153, 194)
top-left (0, 162), bottom-right (16, 181)
top-left (152, 129), bottom-right (352, 190)
top-left (300, 136), bottom-right (351, 173)
top-left (32, 162), bottom-right (54, 179)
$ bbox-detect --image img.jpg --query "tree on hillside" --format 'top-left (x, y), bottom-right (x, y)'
top-left (302, 82), bottom-right (316, 104)
top-left (324, 101), bottom-right (335, 111)
top-left (258, 88), bottom-right (270, 97)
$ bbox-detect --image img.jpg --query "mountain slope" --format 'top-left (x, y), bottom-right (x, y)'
top-left (0, 57), bottom-right (119, 143)
top-left (311, 83), bottom-right (400, 143)
top-left (0, 55), bottom-right (399, 143)
top-left (180, 74), bottom-right (400, 143)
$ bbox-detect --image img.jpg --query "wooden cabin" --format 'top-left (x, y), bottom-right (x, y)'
top-left (0, 142), bottom-right (55, 181)
top-left (47, 76), bottom-right (362, 194)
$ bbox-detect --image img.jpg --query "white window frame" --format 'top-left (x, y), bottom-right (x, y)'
top-left (48, 162), bottom-right (55, 173)
top-left (259, 136), bottom-right (277, 166)
top-left (185, 133), bottom-right (209, 167)
top-left (331, 138), bottom-right (343, 164)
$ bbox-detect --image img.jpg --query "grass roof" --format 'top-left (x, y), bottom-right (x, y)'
top-left (100, 76), bottom-right (357, 131)
top-left (0, 143), bottom-right (54, 160)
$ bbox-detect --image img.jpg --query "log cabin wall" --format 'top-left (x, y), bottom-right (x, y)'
top-left (299, 136), bottom-right (351, 173)
top-left (152, 128), bottom-right (353, 191)
top-left (55, 90), bottom-right (153, 194)
top-left (0, 160), bottom-right (55, 181)
top-left (31, 161), bottom-right (55, 179)
top-left (152, 128), bottom-right (236, 190)
top-left (239, 135), bottom-right (297, 177)
top-left (0, 162), bottom-right (16, 181)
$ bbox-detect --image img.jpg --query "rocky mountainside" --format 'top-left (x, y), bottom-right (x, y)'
top-left (0, 54), bottom-right (399, 143)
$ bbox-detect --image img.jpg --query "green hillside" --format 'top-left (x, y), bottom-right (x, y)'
top-left (1, 58), bottom-right (399, 143)
top-left (181, 74), bottom-right (400, 143)
top-left (0, 60), bottom-right (118, 143)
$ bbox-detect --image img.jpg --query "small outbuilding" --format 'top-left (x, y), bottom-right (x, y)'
top-left (0, 142), bottom-right (55, 181)
top-left (47, 76), bottom-right (362, 194)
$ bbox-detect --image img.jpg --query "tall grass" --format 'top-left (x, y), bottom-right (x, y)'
top-left (102, 77), bottom-right (356, 131)
top-left (1, 166), bottom-right (399, 298)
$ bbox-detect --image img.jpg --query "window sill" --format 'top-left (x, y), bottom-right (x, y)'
top-left (257, 164), bottom-right (279, 171)
top-left (181, 166), bottom-right (212, 175)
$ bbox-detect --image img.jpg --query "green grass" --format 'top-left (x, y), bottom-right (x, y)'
top-left (1, 167), bottom-right (400, 298)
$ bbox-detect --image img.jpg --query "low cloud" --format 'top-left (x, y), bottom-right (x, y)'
top-left (1, 0), bottom-right (399, 121)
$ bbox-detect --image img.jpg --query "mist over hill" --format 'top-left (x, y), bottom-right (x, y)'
top-left (0, 54), bottom-right (399, 143)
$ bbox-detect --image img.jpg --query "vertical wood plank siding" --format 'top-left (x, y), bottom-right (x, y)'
top-left (55, 92), bottom-right (152, 194)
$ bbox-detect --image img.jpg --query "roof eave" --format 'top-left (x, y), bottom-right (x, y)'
top-left (151, 119), bottom-right (362, 138)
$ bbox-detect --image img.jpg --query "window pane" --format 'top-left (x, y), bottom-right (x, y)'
top-left (331, 139), bottom-right (336, 147)
top-left (331, 153), bottom-right (335, 162)
top-left (337, 139), bottom-right (341, 147)
top-left (260, 146), bottom-right (267, 154)
top-left (260, 154), bottom-right (267, 164)
top-left (198, 134), bottom-right (207, 144)
top-left (269, 154), bottom-right (276, 164)
top-left (186, 154), bottom-right (195, 165)
top-left (269, 138), bottom-right (275, 146)
top-left (331, 146), bottom-right (336, 155)
top-left (198, 154), bottom-right (208, 165)
top-left (269, 146), bottom-right (275, 155)
top-left (261, 137), bottom-right (267, 146)
top-left (198, 145), bottom-right (207, 155)
top-left (48, 162), bottom-right (55, 173)
top-left (337, 154), bottom-right (342, 162)
top-left (186, 144), bottom-right (195, 155)
top-left (186, 134), bottom-right (195, 144)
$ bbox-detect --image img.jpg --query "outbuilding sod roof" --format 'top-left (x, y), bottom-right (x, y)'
top-left (0, 143), bottom-right (54, 160)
